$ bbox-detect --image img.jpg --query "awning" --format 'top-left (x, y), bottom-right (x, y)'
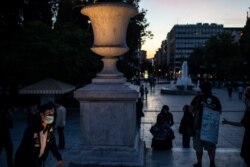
top-left (19, 78), bottom-right (76, 95)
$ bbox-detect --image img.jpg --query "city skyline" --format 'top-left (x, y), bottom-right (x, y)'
top-left (139, 0), bottom-right (250, 59)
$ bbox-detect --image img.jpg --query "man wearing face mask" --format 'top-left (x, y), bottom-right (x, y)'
top-left (14, 103), bottom-right (63, 167)
top-left (223, 86), bottom-right (250, 166)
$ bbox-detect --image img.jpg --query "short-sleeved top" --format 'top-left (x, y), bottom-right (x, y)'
top-left (191, 94), bottom-right (222, 129)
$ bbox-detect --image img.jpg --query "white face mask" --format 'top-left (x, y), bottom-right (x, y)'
top-left (43, 116), bottom-right (54, 124)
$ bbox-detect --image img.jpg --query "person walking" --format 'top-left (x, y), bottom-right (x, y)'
top-left (190, 81), bottom-right (222, 167)
top-left (222, 86), bottom-right (250, 166)
top-left (55, 99), bottom-right (67, 149)
top-left (14, 103), bottom-right (63, 167)
top-left (0, 105), bottom-right (13, 167)
top-left (144, 86), bottom-right (148, 100)
top-left (179, 104), bottom-right (194, 148)
top-left (226, 81), bottom-right (233, 100)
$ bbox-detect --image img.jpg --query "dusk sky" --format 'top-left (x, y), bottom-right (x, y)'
top-left (139, 0), bottom-right (250, 58)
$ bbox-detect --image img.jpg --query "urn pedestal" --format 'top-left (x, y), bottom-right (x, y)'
top-left (73, 3), bottom-right (145, 167)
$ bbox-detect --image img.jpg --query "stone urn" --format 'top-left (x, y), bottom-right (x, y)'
top-left (81, 3), bottom-right (138, 83)
top-left (73, 2), bottom-right (145, 167)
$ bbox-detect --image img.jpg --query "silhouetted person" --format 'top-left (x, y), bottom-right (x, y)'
top-left (155, 105), bottom-right (174, 149)
top-left (140, 85), bottom-right (144, 100)
top-left (14, 103), bottom-right (63, 167)
top-left (179, 104), bottom-right (194, 148)
top-left (222, 86), bottom-right (250, 166)
top-left (136, 97), bottom-right (144, 129)
top-left (0, 106), bottom-right (13, 167)
top-left (238, 85), bottom-right (244, 100)
top-left (158, 105), bottom-right (174, 127)
top-left (144, 86), bottom-right (148, 100)
top-left (55, 99), bottom-right (67, 149)
top-left (150, 114), bottom-right (175, 150)
top-left (190, 81), bottom-right (222, 167)
top-left (226, 81), bottom-right (233, 100)
top-left (26, 105), bottom-right (39, 125)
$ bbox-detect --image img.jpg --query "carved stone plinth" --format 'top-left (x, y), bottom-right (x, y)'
top-left (73, 2), bottom-right (145, 166)
top-left (73, 84), bottom-right (145, 167)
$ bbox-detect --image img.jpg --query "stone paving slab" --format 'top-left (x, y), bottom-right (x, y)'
top-left (0, 83), bottom-right (247, 167)
top-left (144, 84), bottom-right (245, 112)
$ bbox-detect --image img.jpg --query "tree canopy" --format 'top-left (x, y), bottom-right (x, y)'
top-left (188, 32), bottom-right (243, 81)
top-left (0, 0), bottom-right (153, 91)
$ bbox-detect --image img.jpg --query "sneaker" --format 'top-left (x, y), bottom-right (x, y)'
top-left (193, 163), bottom-right (202, 167)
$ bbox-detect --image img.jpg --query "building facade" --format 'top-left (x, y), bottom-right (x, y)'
top-left (167, 23), bottom-right (223, 76)
top-left (154, 40), bottom-right (167, 69)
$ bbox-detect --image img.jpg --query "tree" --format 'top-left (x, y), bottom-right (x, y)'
top-left (117, 5), bottom-right (153, 80)
top-left (240, 17), bottom-right (250, 80)
top-left (0, 0), bottom-right (152, 88)
top-left (188, 32), bottom-right (241, 81)
top-left (0, 21), bottom-right (101, 87)
top-left (188, 47), bottom-right (205, 77)
top-left (204, 33), bottom-right (240, 80)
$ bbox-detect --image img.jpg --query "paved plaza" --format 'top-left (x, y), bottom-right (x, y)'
top-left (0, 82), bottom-right (248, 167)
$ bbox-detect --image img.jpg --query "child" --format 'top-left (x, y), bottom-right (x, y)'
top-left (179, 104), bottom-right (194, 148)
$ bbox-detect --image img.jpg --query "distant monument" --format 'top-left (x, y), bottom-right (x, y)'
top-left (73, 2), bottom-right (145, 167)
top-left (161, 61), bottom-right (200, 95)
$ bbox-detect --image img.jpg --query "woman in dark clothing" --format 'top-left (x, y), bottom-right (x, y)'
top-left (179, 104), bottom-right (194, 148)
top-left (14, 103), bottom-right (63, 167)
top-left (154, 105), bottom-right (174, 149)
top-left (158, 105), bottom-right (174, 126)
top-left (223, 86), bottom-right (250, 166)
top-left (150, 114), bottom-right (175, 150)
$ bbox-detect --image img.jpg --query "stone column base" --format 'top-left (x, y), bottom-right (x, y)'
top-left (69, 137), bottom-right (145, 167)
top-left (73, 83), bottom-right (145, 167)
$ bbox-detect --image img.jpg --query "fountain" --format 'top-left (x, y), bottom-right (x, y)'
top-left (161, 61), bottom-right (200, 95)
top-left (176, 61), bottom-right (194, 90)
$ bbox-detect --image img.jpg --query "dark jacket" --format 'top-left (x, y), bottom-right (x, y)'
top-left (179, 111), bottom-right (194, 135)
top-left (158, 112), bottom-right (174, 126)
top-left (14, 123), bottom-right (62, 167)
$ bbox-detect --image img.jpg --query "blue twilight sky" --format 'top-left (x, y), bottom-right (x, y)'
top-left (139, 0), bottom-right (250, 58)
